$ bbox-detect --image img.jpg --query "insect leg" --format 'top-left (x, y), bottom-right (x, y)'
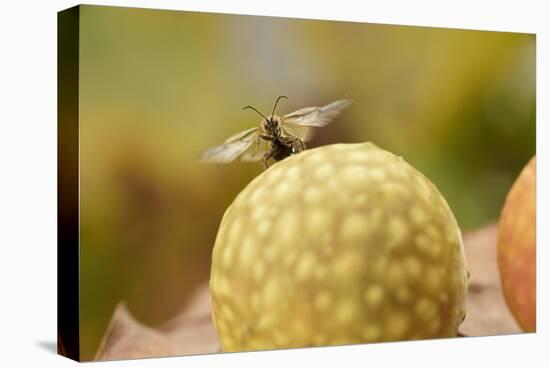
top-left (297, 138), bottom-right (305, 152)
top-left (263, 149), bottom-right (275, 169)
top-left (260, 134), bottom-right (274, 141)
top-left (251, 137), bottom-right (261, 156)
top-left (281, 134), bottom-right (305, 154)
top-left (290, 137), bottom-right (305, 154)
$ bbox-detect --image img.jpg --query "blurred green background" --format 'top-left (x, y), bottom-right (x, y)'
top-left (77, 5), bottom-right (535, 360)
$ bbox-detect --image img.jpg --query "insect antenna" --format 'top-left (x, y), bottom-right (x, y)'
top-left (270, 95), bottom-right (288, 120)
top-left (242, 105), bottom-right (269, 121)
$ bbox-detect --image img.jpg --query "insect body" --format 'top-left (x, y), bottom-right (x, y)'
top-left (201, 96), bottom-right (352, 168)
top-left (256, 106), bottom-right (306, 164)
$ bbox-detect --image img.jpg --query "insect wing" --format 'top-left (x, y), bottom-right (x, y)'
top-left (201, 127), bottom-right (259, 163)
top-left (222, 126), bottom-right (259, 143)
top-left (280, 123), bottom-right (314, 142)
top-left (283, 99), bottom-right (352, 127)
top-left (241, 136), bottom-right (271, 161)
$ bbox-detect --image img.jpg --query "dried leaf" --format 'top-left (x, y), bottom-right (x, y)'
top-left (460, 224), bottom-right (522, 336)
top-left (95, 303), bottom-right (176, 360)
top-left (157, 284), bottom-right (221, 354)
top-left (96, 224), bottom-right (524, 361)
top-left (95, 284), bottom-right (220, 361)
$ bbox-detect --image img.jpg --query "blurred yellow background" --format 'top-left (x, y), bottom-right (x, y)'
top-left (77, 5), bottom-right (535, 360)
